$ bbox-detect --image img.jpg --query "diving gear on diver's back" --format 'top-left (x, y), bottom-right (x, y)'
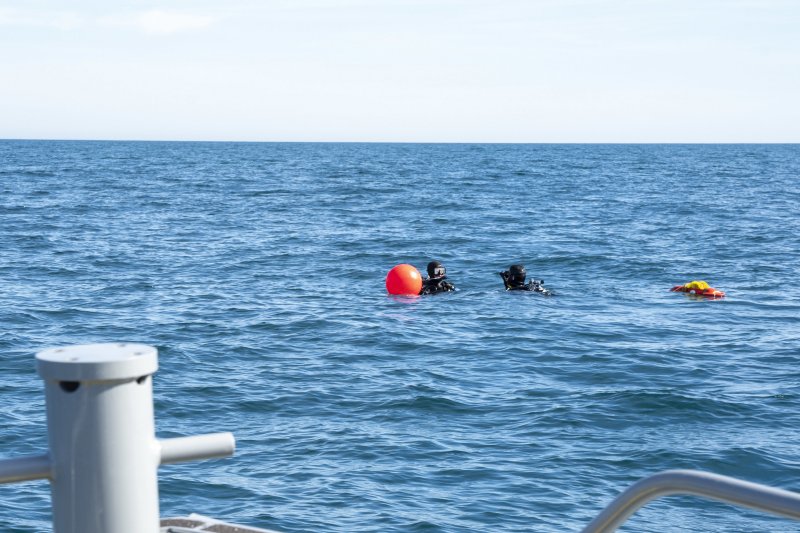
top-left (420, 260), bottom-right (455, 295)
top-left (420, 276), bottom-right (455, 295)
top-left (499, 264), bottom-right (553, 295)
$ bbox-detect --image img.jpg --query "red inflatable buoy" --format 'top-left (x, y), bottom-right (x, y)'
top-left (386, 264), bottom-right (422, 296)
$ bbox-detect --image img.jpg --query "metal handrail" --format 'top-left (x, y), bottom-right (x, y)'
top-left (582, 469), bottom-right (800, 533)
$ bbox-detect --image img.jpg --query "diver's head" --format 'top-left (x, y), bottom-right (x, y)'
top-left (427, 260), bottom-right (446, 278)
top-left (509, 264), bottom-right (526, 284)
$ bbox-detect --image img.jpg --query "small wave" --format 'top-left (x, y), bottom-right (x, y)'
top-left (375, 395), bottom-right (478, 415)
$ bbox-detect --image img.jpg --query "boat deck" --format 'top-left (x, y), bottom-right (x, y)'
top-left (161, 514), bottom-right (280, 533)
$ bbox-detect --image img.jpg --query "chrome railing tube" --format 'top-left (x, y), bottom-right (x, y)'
top-left (582, 469), bottom-right (800, 533)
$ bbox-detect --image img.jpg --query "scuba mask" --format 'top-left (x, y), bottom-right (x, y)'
top-left (427, 261), bottom-right (446, 278)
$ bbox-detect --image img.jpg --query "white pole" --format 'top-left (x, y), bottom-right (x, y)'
top-left (0, 343), bottom-right (234, 533)
top-left (160, 433), bottom-right (236, 465)
top-left (36, 343), bottom-right (161, 533)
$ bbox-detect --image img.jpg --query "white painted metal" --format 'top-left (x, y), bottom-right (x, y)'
top-left (0, 454), bottom-right (51, 484)
top-left (160, 433), bottom-right (236, 465)
top-left (37, 342), bottom-right (159, 381)
top-left (0, 343), bottom-right (236, 533)
top-left (39, 343), bottom-right (163, 533)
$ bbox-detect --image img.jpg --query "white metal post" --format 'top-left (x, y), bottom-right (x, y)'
top-left (37, 343), bottom-right (162, 533)
top-left (0, 343), bottom-right (236, 533)
top-left (0, 343), bottom-right (235, 533)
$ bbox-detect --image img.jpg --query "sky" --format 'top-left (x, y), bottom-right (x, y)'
top-left (1, 0), bottom-right (798, 142)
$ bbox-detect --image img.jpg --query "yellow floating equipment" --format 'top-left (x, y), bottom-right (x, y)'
top-left (670, 280), bottom-right (725, 299)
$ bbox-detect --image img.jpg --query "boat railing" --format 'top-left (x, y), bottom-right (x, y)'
top-left (3, 343), bottom-right (800, 532)
top-left (582, 469), bottom-right (800, 532)
top-left (0, 343), bottom-right (236, 533)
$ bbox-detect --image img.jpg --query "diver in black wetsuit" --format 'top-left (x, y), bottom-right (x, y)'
top-left (420, 260), bottom-right (456, 295)
top-left (499, 264), bottom-right (552, 295)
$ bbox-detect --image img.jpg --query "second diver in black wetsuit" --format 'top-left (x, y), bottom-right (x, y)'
top-left (499, 264), bottom-right (552, 295)
top-left (420, 260), bottom-right (456, 295)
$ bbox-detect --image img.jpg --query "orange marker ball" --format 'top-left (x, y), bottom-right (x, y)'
top-left (385, 264), bottom-right (422, 296)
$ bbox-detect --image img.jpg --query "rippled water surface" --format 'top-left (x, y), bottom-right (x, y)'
top-left (1, 141), bottom-right (799, 532)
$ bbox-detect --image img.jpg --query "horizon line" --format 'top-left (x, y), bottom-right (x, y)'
top-left (2, 137), bottom-right (799, 145)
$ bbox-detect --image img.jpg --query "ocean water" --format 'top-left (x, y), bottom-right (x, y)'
top-left (0, 141), bottom-right (799, 532)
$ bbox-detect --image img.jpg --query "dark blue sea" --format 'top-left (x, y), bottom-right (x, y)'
top-left (1, 141), bottom-right (799, 532)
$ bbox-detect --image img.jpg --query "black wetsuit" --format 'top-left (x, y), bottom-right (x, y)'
top-left (500, 272), bottom-right (552, 295)
top-left (420, 276), bottom-right (455, 295)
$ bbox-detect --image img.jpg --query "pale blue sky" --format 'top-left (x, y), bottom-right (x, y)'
top-left (1, 0), bottom-right (798, 142)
